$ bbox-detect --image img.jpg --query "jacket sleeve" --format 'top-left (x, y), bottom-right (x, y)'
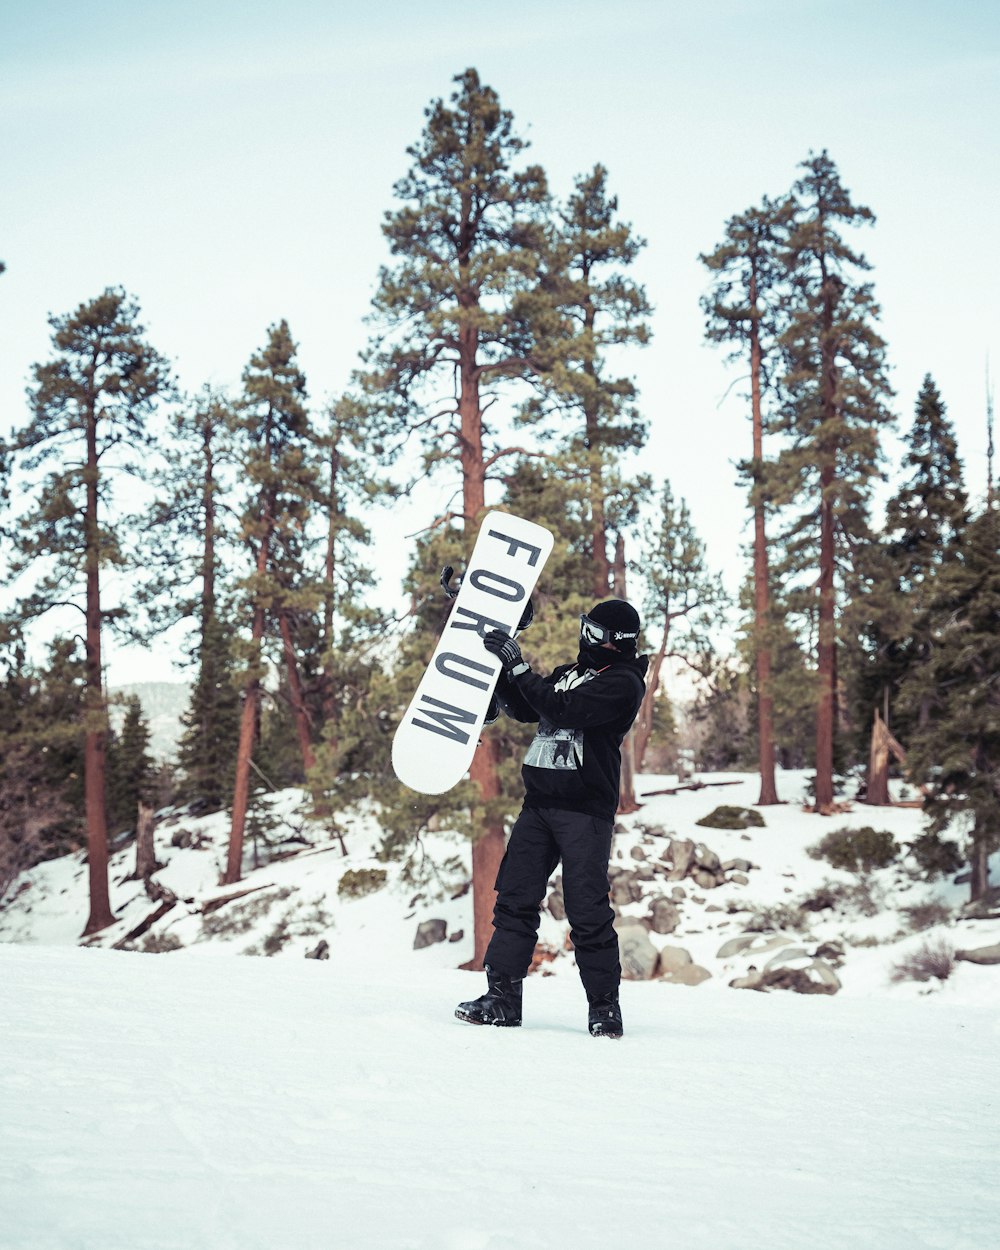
top-left (493, 669), bottom-right (541, 724)
top-left (512, 666), bottom-right (641, 730)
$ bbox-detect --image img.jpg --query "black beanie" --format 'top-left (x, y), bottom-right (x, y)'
top-left (588, 599), bottom-right (642, 654)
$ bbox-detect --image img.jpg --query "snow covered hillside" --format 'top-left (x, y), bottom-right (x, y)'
top-left (2, 772), bottom-right (999, 1006)
top-left (3, 772), bottom-right (1000, 1248)
top-left (2, 944), bottom-right (998, 1250)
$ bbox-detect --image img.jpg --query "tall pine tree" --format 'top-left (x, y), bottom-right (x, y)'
top-left (358, 68), bottom-right (562, 968)
top-left (224, 321), bottom-right (317, 884)
top-left (152, 387), bottom-right (242, 810)
top-left (534, 165), bottom-right (651, 597)
top-left (852, 374), bottom-right (967, 774)
top-left (903, 504), bottom-right (1000, 900)
top-left (636, 482), bottom-right (725, 772)
top-left (701, 197), bottom-right (791, 804)
top-left (771, 153), bottom-right (893, 812)
top-left (6, 289), bottom-right (172, 931)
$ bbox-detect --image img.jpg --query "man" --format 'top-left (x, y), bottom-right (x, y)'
top-left (455, 599), bottom-right (648, 1039)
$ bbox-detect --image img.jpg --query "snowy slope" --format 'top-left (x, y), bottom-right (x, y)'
top-left (2, 772), bottom-right (999, 1006)
top-left (1, 943), bottom-right (998, 1250)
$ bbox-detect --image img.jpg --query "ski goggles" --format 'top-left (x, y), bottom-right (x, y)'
top-left (579, 613), bottom-right (639, 647)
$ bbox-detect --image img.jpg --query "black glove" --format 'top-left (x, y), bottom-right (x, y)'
top-left (483, 629), bottom-right (529, 678)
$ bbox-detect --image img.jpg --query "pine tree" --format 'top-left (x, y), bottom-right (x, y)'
top-left (635, 482), bottom-right (726, 772)
top-left (0, 634), bottom-right (87, 901)
top-left (6, 289), bottom-right (172, 932)
top-left (771, 153), bottom-right (893, 813)
top-left (106, 694), bottom-right (154, 834)
top-left (358, 68), bottom-right (562, 968)
top-left (852, 375), bottom-right (968, 773)
top-left (533, 165), bottom-right (651, 597)
top-left (224, 321), bottom-right (317, 884)
top-left (701, 197), bottom-right (791, 803)
top-left (152, 388), bottom-right (242, 810)
top-left (903, 505), bottom-right (1000, 901)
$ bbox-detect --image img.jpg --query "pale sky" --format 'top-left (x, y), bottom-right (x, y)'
top-left (2, 1), bottom-right (998, 683)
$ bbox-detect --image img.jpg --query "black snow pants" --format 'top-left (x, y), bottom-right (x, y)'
top-left (484, 807), bottom-right (620, 1000)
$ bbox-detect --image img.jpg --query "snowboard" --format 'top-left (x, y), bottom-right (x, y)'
top-left (391, 511), bottom-right (554, 795)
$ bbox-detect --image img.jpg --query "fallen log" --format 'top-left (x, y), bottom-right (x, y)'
top-left (111, 899), bottom-right (177, 949)
top-left (201, 884), bottom-right (275, 915)
top-left (639, 779), bottom-right (744, 798)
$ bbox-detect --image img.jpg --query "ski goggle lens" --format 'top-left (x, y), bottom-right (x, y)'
top-left (580, 614), bottom-right (610, 646)
top-left (579, 614), bottom-right (639, 646)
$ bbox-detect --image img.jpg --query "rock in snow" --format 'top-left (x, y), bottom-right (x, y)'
top-left (413, 919), bottom-right (447, 949)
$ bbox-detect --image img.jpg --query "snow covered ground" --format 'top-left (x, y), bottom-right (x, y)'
top-left (2, 772), bottom-right (998, 1006)
top-left (3, 771), bottom-right (1000, 1247)
top-left (2, 943), bottom-right (998, 1250)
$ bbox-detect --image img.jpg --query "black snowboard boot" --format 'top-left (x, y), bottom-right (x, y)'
top-left (588, 991), bottom-right (623, 1039)
top-left (455, 966), bottom-right (523, 1027)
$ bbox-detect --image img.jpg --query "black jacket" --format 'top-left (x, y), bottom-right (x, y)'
top-left (495, 654), bottom-right (648, 822)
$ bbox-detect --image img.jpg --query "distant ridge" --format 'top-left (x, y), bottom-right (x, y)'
top-left (108, 681), bottom-right (190, 761)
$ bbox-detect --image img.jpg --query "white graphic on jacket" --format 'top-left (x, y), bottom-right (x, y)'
top-left (523, 667), bottom-right (597, 771)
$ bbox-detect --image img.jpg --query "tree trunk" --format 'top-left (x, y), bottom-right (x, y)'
top-left (814, 261), bottom-right (837, 814)
top-left (279, 609), bottom-right (316, 774)
top-left (81, 394), bottom-right (115, 936)
top-left (612, 534), bottom-right (639, 813)
top-left (469, 736), bottom-right (505, 969)
top-left (321, 436), bottom-right (341, 726)
top-left (135, 800), bottom-right (157, 879)
top-left (865, 709), bottom-right (891, 806)
top-left (458, 225), bottom-right (505, 972)
top-left (749, 290), bottom-right (779, 805)
top-left (969, 833), bottom-right (990, 902)
top-left (633, 626), bottom-right (667, 772)
top-left (583, 297), bottom-right (611, 598)
top-left (224, 535), bottom-right (269, 885)
top-left (201, 410), bottom-right (216, 632)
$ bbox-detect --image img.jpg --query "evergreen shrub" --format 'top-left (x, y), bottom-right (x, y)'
top-left (695, 805), bottom-right (765, 831)
top-left (908, 832), bottom-right (963, 880)
top-left (338, 867), bottom-right (387, 899)
top-left (808, 826), bottom-right (898, 874)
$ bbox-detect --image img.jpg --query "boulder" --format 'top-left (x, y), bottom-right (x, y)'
top-left (630, 845), bottom-right (647, 861)
top-left (671, 886), bottom-right (687, 901)
top-left (760, 950), bottom-right (841, 992)
top-left (666, 838), bottom-right (696, 881)
top-left (730, 960), bottom-right (840, 995)
top-left (662, 963), bottom-right (712, 987)
top-left (717, 933), bottom-right (758, 959)
top-left (814, 941), bottom-right (845, 966)
top-left (692, 869), bottom-right (721, 891)
top-left (448, 929), bottom-right (464, 943)
top-left (305, 939), bottom-right (330, 960)
top-left (615, 919), bottom-right (659, 980)
top-left (546, 879), bottom-right (566, 921)
top-left (657, 944), bottom-right (692, 973)
top-left (694, 843), bottom-right (722, 873)
top-left (647, 897), bottom-right (681, 935)
top-left (716, 932), bottom-right (797, 960)
top-left (610, 871), bottom-right (644, 907)
top-left (763, 947), bottom-right (810, 972)
top-left (955, 943), bottom-right (1000, 965)
top-left (960, 887), bottom-right (1000, 920)
top-left (722, 858), bottom-right (753, 873)
top-left (729, 872), bottom-right (749, 886)
top-left (413, 919), bottom-right (447, 949)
